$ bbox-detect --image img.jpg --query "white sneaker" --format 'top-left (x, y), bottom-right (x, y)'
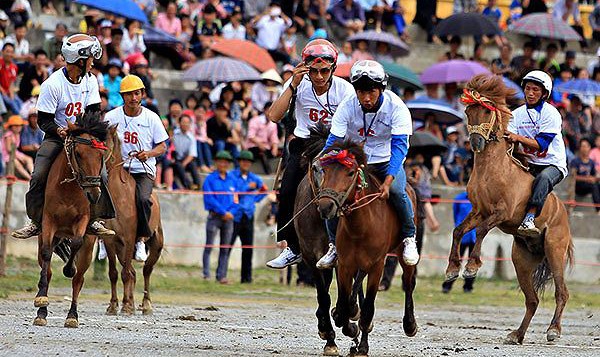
top-left (517, 215), bottom-right (540, 237)
top-left (88, 221), bottom-right (116, 237)
top-left (402, 236), bottom-right (419, 266)
top-left (11, 221), bottom-right (40, 239)
top-left (135, 241), bottom-right (147, 262)
top-left (266, 247), bottom-right (302, 269)
top-left (97, 239), bottom-right (107, 260)
top-left (316, 243), bottom-right (337, 269)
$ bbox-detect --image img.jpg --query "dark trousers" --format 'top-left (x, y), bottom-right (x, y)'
top-left (442, 243), bottom-right (476, 292)
top-left (276, 138), bottom-right (306, 253)
top-left (230, 214), bottom-right (254, 283)
top-left (172, 160), bottom-right (200, 189)
top-left (527, 164), bottom-right (564, 216)
top-left (575, 181), bottom-right (600, 212)
top-left (131, 173), bottom-right (154, 237)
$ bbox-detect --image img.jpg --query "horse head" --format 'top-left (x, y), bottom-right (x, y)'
top-left (65, 110), bottom-right (110, 204)
top-left (461, 74), bottom-right (516, 153)
top-left (314, 140), bottom-right (368, 220)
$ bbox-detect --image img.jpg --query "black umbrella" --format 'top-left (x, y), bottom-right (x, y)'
top-left (408, 131), bottom-right (447, 158)
top-left (433, 13), bottom-right (501, 37)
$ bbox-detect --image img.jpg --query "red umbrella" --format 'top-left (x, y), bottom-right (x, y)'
top-left (334, 62), bottom-right (355, 79)
top-left (211, 39), bottom-right (276, 72)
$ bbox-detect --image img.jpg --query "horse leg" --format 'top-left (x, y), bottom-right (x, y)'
top-left (332, 262), bottom-right (359, 340)
top-left (33, 229), bottom-right (54, 326)
top-left (106, 239), bottom-right (120, 315)
top-left (141, 229), bottom-right (163, 316)
top-left (356, 263), bottom-right (385, 357)
top-left (544, 229), bottom-right (571, 342)
top-left (62, 237), bottom-right (84, 278)
top-left (445, 212), bottom-right (481, 282)
top-left (121, 262), bottom-right (136, 315)
top-left (463, 215), bottom-right (502, 279)
top-left (505, 238), bottom-right (542, 345)
top-left (65, 236), bottom-right (95, 328)
top-left (312, 267), bottom-right (338, 356)
top-left (348, 270), bottom-right (366, 322)
top-left (400, 261), bottom-right (418, 337)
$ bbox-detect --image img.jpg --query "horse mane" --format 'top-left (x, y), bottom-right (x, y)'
top-left (70, 110), bottom-right (109, 141)
top-left (107, 124), bottom-right (123, 165)
top-left (466, 74), bottom-right (518, 106)
top-left (302, 122), bottom-right (331, 165)
top-left (324, 139), bottom-right (368, 168)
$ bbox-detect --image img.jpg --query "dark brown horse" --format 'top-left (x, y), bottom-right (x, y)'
top-left (314, 140), bottom-right (418, 356)
top-left (103, 125), bottom-right (164, 315)
top-left (33, 111), bottom-right (110, 327)
top-left (444, 74), bottom-right (573, 344)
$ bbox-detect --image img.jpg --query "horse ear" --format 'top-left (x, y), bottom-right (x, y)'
top-left (109, 123), bottom-right (118, 135)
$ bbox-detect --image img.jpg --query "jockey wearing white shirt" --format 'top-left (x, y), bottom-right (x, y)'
top-left (316, 60), bottom-right (419, 268)
top-left (266, 39), bottom-right (354, 269)
top-left (504, 70), bottom-right (568, 236)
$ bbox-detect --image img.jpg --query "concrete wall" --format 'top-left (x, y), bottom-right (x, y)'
top-left (2, 176), bottom-right (599, 283)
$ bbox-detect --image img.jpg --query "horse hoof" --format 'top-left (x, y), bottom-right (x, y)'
top-left (504, 331), bottom-right (522, 345)
top-left (142, 307), bottom-right (153, 316)
top-left (547, 328), bottom-right (560, 342)
top-left (403, 321), bottom-right (418, 337)
top-left (34, 296), bottom-right (49, 308)
top-left (323, 344), bottom-right (339, 356)
top-left (64, 318), bottom-right (79, 328)
top-left (462, 269), bottom-right (478, 279)
top-left (106, 306), bottom-right (118, 316)
top-left (121, 307), bottom-right (134, 316)
top-left (33, 317), bottom-right (47, 326)
top-left (444, 271), bottom-right (459, 283)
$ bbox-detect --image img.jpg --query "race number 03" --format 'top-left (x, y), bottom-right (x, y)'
top-left (65, 102), bottom-right (83, 117)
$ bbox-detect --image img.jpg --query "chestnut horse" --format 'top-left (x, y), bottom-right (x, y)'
top-left (33, 111), bottom-right (110, 327)
top-left (444, 74), bottom-right (573, 344)
top-left (314, 141), bottom-right (418, 356)
top-left (103, 125), bottom-right (164, 315)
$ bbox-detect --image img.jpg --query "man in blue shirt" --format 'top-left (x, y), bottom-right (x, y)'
top-left (19, 109), bottom-right (44, 159)
top-left (229, 150), bottom-right (267, 283)
top-left (202, 150), bottom-right (238, 283)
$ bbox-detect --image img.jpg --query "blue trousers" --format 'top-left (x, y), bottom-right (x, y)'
top-left (326, 161), bottom-right (416, 243)
top-left (203, 214), bottom-right (234, 281)
top-left (527, 164), bottom-right (564, 216)
top-left (195, 140), bottom-right (213, 167)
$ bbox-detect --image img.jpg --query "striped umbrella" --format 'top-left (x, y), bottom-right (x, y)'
top-left (211, 39), bottom-right (276, 72)
top-left (348, 30), bottom-right (410, 57)
top-left (508, 13), bottom-right (582, 41)
top-left (182, 57), bottom-right (262, 83)
top-left (555, 79), bottom-right (600, 96)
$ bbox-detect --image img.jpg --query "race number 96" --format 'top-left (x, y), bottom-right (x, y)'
top-left (124, 131), bottom-right (139, 144)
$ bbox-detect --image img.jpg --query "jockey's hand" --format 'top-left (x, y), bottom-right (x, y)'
top-left (57, 127), bottom-right (68, 139)
top-left (503, 131), bottom-right (519, 143)
top-left (135, 151), bottom-right (149, 162)
top-left (379, 182), bottom-right (391, 200)
top-left (291, 63), bottom-right (309, 90)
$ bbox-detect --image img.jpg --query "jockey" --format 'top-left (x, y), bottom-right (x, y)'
top-left (265, 39), bottom-right (355, 269)
top-left (504, 70), bottom-right (568, 236)
top-left (12, 34), bottom-right (115, 239)
top-left (104, 74), bottom-right (168, 261)
top-left (316, 60), bottom-right (419, 268)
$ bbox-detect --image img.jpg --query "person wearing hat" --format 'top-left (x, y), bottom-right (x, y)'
top-left (2, 115), bottom-right (33, 180)
top-left (19, 107), bottom-right (43, 159)
top-left (104, 74), bottom-right (169, 262)
top-left (443, 126), bottom-right (461, 183)
top-left (12, 33), bottom-right (116, 240)
top-left (98, 19), bottom-right (114, 45)
top-left (504, 70), bottom-right (568, 237)
top-left (104, 58), bottom-right (124, 110)
top-left (251, 68), bottom-right (283, 113)
top-left (228, 150), bottom-right (268, 283)
top-left (0, 10), bottom-right (10, 44)
top-left (202, 150), bottom-right (238, 283)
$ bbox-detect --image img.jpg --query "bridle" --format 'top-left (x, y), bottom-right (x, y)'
top-left (61, 134), bottom-right (108, 188)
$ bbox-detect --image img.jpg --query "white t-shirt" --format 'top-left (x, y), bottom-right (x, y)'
top-left (104, 106), bottom-right (169, 178)
top-left (330, 90), bottom-right (412, 164)
top-left (509, 102), bottom-right (568, 177)
top-left (282, 75), bottom-right (355, 138)
top-left (222, 22), bottom-right (246, 40)
top-left (254, 15), bottom-right (291, 50)
top-left (36, 68), bottom-right (102, 128)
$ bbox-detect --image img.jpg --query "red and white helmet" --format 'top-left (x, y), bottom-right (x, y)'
top-left (302, 39), bottom-right (338, 65)
top-left (61, 34), bottom-right (102, 64)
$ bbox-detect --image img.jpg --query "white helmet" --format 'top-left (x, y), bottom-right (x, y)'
top-left (61, 34), bottom-right (102, 64)
top-left (521, 70), bottom-right (553, 94)
top-left (350, 60), bottom-right (388, 88)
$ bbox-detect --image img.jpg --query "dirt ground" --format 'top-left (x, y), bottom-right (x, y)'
top-left (0, 288), bottom-right (599, 357)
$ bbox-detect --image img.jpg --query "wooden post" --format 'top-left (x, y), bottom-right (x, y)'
top-left (0, 143), bottom-right (17, 277)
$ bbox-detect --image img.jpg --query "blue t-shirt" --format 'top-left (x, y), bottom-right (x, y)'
top-left (20, 125), bottom-right (44, 147)
top-left (104, 76), bottom-right (124, 109)
top-left (482, 7), bottom-right (502, 24)
top-left (569, 157), bottom-right (596, 177)
top-left (230, 169), bottom-right (267, 222)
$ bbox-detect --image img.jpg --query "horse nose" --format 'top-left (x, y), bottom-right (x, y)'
top-left (317, 199), bottom-right (336, 220)
top-left (85, 187), bottom-right (101, 204)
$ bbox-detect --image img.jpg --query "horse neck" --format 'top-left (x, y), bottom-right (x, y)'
top-left (473, 138), bottom-right (513, 179)
top-left (107, 135), bottom-right (124, 170)
top-left (340, 175), bottom-right (384, 235)
top-left (48, 148), bottom-right (73, 191)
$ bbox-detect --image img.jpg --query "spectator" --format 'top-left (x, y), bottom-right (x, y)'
top-left (191, 3), bottom-right (223, 53)
top-left (564, 96), bottom-right (590, 152)
top-left (43, 23), bottom-right (67, 62)
top-left (454, 0), bottom-right (478, 14)
top-left (106, 28), bottom-right (125, 61)
top-left (307, 0), bottom-right (330, 34)
top-left (207, 102), bottom-right (240, 160)
top-left (482, 0), bottom-right (502, 25)
top-left (374, 42), bottom-right (394, 63)
top-left (156, 118), bottom-right (174, 190)
top-left (129, 54), bottom-right (158, 114)
top-left (251, 69), bottom-right (282, 113)
top-left (193, 106), bottom-right (213, 173)
top-left (552, 66), bottom-right (573, 105)
top-left (491, 44), bottom-right (514, 78)
top-left (511, 41), bottom-right (537, 83)
top-left (104, 59), bottom-right (124, 110)
top-left (338, 41), bottom-right (353, 64)
top-left (282, 0), bottom-right (312, 36)
top-left (406, 154), bottom-right (440, 232)
top-left (165, 98), bottom-right (183, 128)
top-left (420, 83), bottom-right (441, 100)
top-left (351, 39), bottom-right (374, 62)
top-left (413, 0), bottom-right (438, 43)
top-left (281, 22), bottom-right (298, 62)
top-left (591, 1), bottom-right (600, 42)
top-left (19, 108), bottom-right (42, 159)
top-left (18, 49), bottom-right (48, 102)
top-left (7, 0), bottom-right (32, 26)
top-left (172, 114), bottom-right (201, 189)
top-left (221, 0), bottom-right (243, 16)
top-left (121, 19), bottom-right (146, 57)
top-left (245, 101), bottom-right (279, 174)
top-left (202, 150), bottom-right (237, 283)
top-left (135, 0), bottom-right (156, 19)
top-left (444, 82), bottom-right (463, 111)
top-left (251, 3), bottom-right (292, 64)
top-left (553, 0), bottom-right (586, 49)
top-left (5, 22), bottom-right (31, 73)
top-left (443, 126), bottom-right (462, 182)
top-left (19, 84), bottom-right (38, 119)
top-left (2, 115), bottom-right (32, 180)
top-left (590, 136), bottom-right (600, 173)
top-left (331, 0), bottom-right (365, 38)
top-left (222, 7), bottom-right (246, 40)
top-left (244, 0), bottom-right (270, 19)
top-left (0, 43), bottom-right (22, 114)
top-left (229, 150), bottom-right (267, 283)
top-left (570, 138), bottom-right (600, 214)
top-left (560, 50), bottom-right (580, 78)
top-left (0, 10), bottom-right (9, 47)
top-left (538, 43), bottom-right (560, 78)
top-left (470, 43), bottom-right (489, 67)
top-left (440, 36), bottom-right (465, 62)
top-left (97, 19), bottom-right (113, 45)
top-left (521, 0), bottom-right (547, 16)
top-left (156, 2), bottom-right (182, 38)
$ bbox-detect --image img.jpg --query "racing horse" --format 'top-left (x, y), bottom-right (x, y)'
top-left (103, 125), bottom-right (164, 315)
top-left (33, 111), bottom-right (110, 327)
top-left (313, 140), bottom-right (418, 356)
top-left (444, 74), bottom-right (573, 344)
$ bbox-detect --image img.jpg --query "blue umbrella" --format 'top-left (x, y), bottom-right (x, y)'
top-left (502, 77), bottom-right (525, 100)
top-left (75, 0), bottom-right (148, 23)
top-left (407, 97), bottom-right (464, 125)
top-left (555, 79), bottom-right (600, 96)
top-left (182, 56), bottom-right (261, 83)
top-left (143, 24), bottom-right (181, 46)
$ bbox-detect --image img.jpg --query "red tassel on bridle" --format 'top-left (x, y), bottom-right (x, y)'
top-left (319, 149), bottom-right (356, 168)
top-left (91, 139), bottom-right (108, 151)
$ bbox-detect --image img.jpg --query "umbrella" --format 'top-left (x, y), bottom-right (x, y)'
top-left (433, 13), bottom-right (501, 37)
top-left (142, 24), bottom-right (181, 46)
top-left (420, 60), bottom-right (490, 84)
top-left (555, 79), bottom-right (600, 96)
top-left (74, 0), bottom-right (147, 23)
top-left (407, 97), bottom-right (464, 125)
top-left (334, 62), bottom-right (354, 78)
top-left (508, 13), bottom-right (582, 41)
top-left (408, 131), bottom-right (447, 157)
top-left (211, 39), bottom-right (276, 72)
top-left (182, 57), bottom-right (261, 83)
top-left (502, 77), bottom-right (525, 100)
top-left (380, 61), bottom-right (423, 89)
top-left (347, 30), bottom-right (410, 57)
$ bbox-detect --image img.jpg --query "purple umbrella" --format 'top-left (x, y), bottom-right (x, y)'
top-left (420, 60), bottom-right (490, 84)
top-left (182, 56), bottom-right (261, 83)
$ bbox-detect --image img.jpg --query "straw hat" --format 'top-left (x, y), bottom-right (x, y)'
top-left (261, 69), bottom-right (283, 84)
top-left (4, 115), bottom-right (25, 129)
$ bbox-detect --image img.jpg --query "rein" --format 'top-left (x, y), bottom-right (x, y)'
top-left (61, 135), bottom-right (108, 187)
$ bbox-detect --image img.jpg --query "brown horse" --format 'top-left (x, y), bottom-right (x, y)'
top-left (33, 111), bottom-right (110, 327)
top-left (103, 125), bottom-right (164, 315)
top-left (315, 141), bottom-right (418, 356)
top-left (444, 74), bottom-right (574, 344)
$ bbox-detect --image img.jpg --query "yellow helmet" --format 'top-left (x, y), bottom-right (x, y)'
top-left (120, 74), bottom-right (145, 93)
